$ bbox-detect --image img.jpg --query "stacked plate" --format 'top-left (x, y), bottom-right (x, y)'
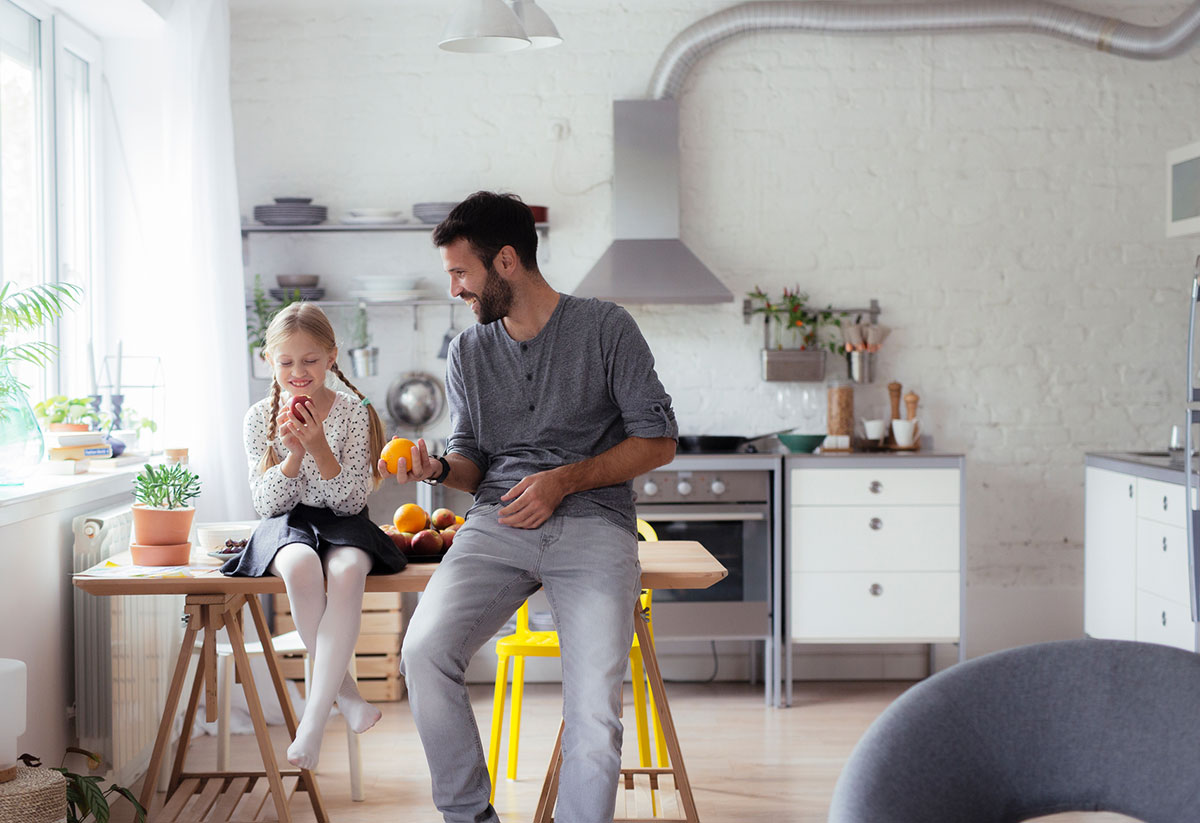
top-left (254, 197), bottom-right (328, 226)
top-left (413, 202), bottom-right (458, 224)
top-left (341, 208), bottom-right (408, 225)
top-left (269, 287), bottom-right (325, 300)
top-left (349, 274), bottom-right (424, 302)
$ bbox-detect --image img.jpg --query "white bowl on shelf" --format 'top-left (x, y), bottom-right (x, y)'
top-left (347, 208), bottom-right (404, 218)
top-left (353, 274), bottom-right (422, 291)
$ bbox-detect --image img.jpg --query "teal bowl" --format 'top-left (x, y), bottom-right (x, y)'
top-left (778, 433), bottom-right (824, 453)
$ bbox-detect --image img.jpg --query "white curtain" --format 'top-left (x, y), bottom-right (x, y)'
top-left (103, 0), bottom-right (251, 521)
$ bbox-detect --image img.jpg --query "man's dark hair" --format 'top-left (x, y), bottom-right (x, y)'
top-left (432, 191), bottom-right (539, 272)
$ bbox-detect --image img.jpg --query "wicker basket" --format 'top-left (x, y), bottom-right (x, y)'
top-left (0, 765), bottom-right (66, 823)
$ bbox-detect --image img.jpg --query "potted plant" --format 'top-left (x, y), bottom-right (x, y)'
top-left (747, 286), bottom-right (846, 382)
top-left (347, 303), bottom-right (378, 377)
top-left (0, 282), bottom-right (82, 484)
top-left (33, 395), bottom-right (100, 432)
top-left (130, 462), bottom-right (202, 565)
top-left (19, 749), bottom-right (146, 823)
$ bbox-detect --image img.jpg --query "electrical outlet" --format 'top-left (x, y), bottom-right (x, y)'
top-left (549, 119), bottom-right (570, 141)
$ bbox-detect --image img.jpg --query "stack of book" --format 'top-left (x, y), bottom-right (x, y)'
top-left (44, 430), bottom-right (112, 474)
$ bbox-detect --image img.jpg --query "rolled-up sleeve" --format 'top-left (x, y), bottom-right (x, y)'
top-left (444, 337), bottom-right (489, 472)
top-left (245, 405), bottom-right (302, 517)
top-left (603, 307), bottom-right (679, 441)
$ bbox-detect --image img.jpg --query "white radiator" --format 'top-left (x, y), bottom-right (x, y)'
top-left (73, 504), bottom-right (184, 786)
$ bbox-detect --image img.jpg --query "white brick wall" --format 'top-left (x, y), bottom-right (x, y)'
top-left (230, 0), bottom-right (1200, 644)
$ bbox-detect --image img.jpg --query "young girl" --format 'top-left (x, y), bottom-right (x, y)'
top-left (222, 302), bottom-right (405, 770)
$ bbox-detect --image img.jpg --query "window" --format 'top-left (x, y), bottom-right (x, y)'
top-left (0, 0), bottom-right (100, 401)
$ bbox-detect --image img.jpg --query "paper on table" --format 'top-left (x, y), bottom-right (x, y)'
top-left (77, 560), bottom-right (197, 578)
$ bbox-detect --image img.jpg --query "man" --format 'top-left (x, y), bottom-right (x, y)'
top-left (382, 191), bottom-right (678, 823)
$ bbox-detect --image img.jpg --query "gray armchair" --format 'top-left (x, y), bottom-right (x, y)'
top-left (828, 638), bottom-right (1200, 823)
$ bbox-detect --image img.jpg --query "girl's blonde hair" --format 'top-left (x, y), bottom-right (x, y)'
top-left (257, 302), bottom-right (384, 488)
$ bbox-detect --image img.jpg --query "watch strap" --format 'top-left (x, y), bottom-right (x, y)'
top-left (425, 455), bottom-right (451, 485)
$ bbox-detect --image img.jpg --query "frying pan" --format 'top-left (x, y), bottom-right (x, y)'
top-left (676, 428), bottom-right (794, 454)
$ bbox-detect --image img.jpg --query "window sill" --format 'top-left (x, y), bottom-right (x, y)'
top-left (0, 456), bottom-right (149, 528)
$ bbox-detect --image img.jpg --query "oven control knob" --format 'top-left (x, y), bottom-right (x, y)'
top-left (676, 480), bottom-right (693, 496)
top-left (710, 480), bottom-right (726, 495)
top-left (642, 480), bottom-right (659, 497)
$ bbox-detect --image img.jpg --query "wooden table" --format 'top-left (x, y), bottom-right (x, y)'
top-left (73, 541), bottom-right (726, 823)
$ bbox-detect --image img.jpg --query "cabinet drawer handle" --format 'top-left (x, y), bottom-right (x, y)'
top-left (1164, 495), bottom-right (1170, 512)
top-left (869, 583), bottom-right (883, 597)
top-left (1163, 611), bottom-right (1168, 627)
top-left (1164, 536), bottom-right (1169, 553)
top-left (869, 517), bottom-right (883, 531)
top-left (869, 481), bottom-right (883, 494)
top-left (1129, 484), bottom-right (1134, 498)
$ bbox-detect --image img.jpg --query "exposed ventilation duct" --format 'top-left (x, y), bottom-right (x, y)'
top-left (648, 0), bottom-right (1200, 99)
top-left (578, 0), bottom-right (1200, 305)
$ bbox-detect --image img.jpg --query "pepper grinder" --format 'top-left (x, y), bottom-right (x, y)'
top-left (904, 391), bottom-right (919, 421)
top-left (886, 382), bottom-right (902, 446)
top-left (904, 391), bottom-right (921, 447)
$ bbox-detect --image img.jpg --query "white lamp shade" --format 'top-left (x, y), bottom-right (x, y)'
top-left (511, 0), bottom-right (563, 48)
top-left (439, 0), bottom-right (531, 53)
top-left (0, 659), bottom-right (27, 769)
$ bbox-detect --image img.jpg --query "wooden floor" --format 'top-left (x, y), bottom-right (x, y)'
top-left (119, 681), bottom-right (1138, 822)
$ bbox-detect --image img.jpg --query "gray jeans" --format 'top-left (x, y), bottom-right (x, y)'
top-left (400, 503), bottom-right (641, 823)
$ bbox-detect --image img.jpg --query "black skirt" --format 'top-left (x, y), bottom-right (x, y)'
top-left (221, 503), bottom-right (407, 577)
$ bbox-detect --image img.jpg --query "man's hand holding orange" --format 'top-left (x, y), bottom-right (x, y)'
top-left (378, 436), bottom-right (439, 484)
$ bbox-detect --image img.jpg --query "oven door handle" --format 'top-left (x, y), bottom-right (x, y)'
top-left (637, 511), bottom-right (766, 522)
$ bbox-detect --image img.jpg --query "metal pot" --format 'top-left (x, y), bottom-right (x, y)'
top-left (386, 371), bottom-right (446, 430)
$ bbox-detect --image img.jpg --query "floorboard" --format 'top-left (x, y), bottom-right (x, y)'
top-left (112, 681), bottom-right (1139, 822)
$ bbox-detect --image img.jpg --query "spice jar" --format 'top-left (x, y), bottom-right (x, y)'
top-left (164, 448), bottom-right (189, 466)
top-left (826, 381), bottom-right (854, 437)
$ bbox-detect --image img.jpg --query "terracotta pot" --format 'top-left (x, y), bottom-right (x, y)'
top-left (48, 423), bottom-right (90, 432)
top-left (130, 542), bottom-right (193, 566)
top-left (132, 504), bottom-right (196, 546)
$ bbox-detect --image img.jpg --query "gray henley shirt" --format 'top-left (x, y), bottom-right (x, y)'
top-left (444, 293), bottom-right (678, 532)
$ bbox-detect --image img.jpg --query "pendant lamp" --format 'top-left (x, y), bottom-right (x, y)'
top-left (511, 0), bottom-right (562, 48)
top-left (439, 0), bottom-right (531, 53)
top-left (439, 0), bottom-right (562, 53)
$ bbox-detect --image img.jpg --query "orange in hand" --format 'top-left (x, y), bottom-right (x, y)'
top-left (380, 437), bottom-right (417, 475)
top-left (393, 503), bottom-right (429, 533)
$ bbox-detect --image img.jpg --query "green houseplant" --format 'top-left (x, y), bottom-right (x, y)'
top-left (747, 286), bottom-right (846, 354)
top-left (33, 395), bottom-right (100, 431)
top-left (0, 282), bottom-right (82, 484)
top-left (347, 303), bottom-right (378, 377)
top-left (130, 462), bottom-right (202, 565)
top-left (19, 749), bottom-right (146, 823)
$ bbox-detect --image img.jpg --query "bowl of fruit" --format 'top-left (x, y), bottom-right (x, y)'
top-left (197, 522), bottom-right (255, 559)
top-left (381, 503), bottom-right (464, 563)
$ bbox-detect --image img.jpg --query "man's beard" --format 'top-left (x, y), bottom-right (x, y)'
top-left (468, 263), bottom-right (514, 325)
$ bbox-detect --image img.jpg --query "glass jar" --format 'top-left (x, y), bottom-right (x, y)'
top-left (164, 447), bottom-right (189, 466)
top-left (826, 381), bottom-right (854, 437)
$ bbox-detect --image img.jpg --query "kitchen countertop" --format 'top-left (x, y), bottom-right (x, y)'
top-left (664, 451), bottom-right (965, 471)
top-left (1087, 451), bottom-right (1192, 485)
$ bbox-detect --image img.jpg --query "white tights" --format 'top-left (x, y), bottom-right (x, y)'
top-left (270, 542), bottom-right (381, 770)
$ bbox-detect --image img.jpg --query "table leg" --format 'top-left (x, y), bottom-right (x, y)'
top-left (633, 607), bottom-right (700, 822)
top-left (246, 593), bottom-right (329, 822)
top-left (535, 604), bottom-right (701, 822)
top-left (137, 604), bottom-right (200, 814)
top-left (224, 595), bottom-right (292, 823)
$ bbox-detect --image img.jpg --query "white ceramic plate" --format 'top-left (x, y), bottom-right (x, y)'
top-left (348, 289), bottom-right (425, 302)
top-left (347, 208), bottom-right (404, 218)
top-left (340, 215), bottom-right (409, 225)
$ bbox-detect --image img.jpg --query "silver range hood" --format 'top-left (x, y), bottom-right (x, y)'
top-left (573, 99), bottom-right (733, 305)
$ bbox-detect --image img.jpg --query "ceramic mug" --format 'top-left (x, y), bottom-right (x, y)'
top-left (892, 418), bottom-right (919, 447)
top-left (862, 418), bottom-right (887, 440)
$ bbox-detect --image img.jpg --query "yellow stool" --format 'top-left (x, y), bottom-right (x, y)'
top-left (486, 520), bottom-right (668, 802)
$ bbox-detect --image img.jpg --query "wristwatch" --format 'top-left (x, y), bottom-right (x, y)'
top-left (424, 455), bottom-right (451, 486)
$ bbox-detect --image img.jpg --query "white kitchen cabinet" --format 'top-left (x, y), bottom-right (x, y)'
top-left (1084, 457), bottom-right (1199, 652)
top-left (785, 457), bottom-right (964, 664)
top-left (1083, 467), bottom-right (1137, 641)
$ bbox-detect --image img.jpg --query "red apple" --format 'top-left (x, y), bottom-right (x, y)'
top-left (411, 528), bottom-right (444, 556)
top-left (380, 524), bottom-right (413, 552)
top-left (290, 394), bottom-right (314, 420)
top-left (440, 526), bottom-right (458, 550)
top-left (430, 507), bottom-right (457, 530)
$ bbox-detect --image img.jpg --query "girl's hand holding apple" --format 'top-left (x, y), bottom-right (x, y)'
top-left (276, 408), bottom-right (306, 456)
top-left (287, 397), bottom-right (332, 456)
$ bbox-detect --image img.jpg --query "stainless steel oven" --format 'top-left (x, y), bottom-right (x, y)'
top-left (633, 454), bottom-right (780, 703)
